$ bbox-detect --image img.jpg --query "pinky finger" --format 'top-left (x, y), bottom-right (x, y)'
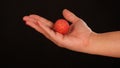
top-left (25, 21), bottom-right (45, 34)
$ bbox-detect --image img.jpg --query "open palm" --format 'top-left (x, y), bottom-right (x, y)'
top-left (23, 9), bottom-right (93, 52)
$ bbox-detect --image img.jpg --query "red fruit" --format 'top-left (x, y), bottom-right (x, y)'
top-left (53, 19), bottom-right (69, 34)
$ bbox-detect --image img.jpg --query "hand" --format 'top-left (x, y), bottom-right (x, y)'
top-left (23, 9), bottom-right (95, 53)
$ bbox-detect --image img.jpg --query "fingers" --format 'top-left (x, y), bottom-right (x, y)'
top-left (63, 9), bottom-right (84, 24)
top-left (23, 15), bottom-right (66, 47)
top-left (29, 14), bottom-right (53, 28)
top-left (23, 16), bottom-right (45, 34)
top-left (23, 15), bottom-right (59, 42)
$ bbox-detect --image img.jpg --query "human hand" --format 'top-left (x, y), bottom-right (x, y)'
top-left (23, 9), bottom-right (95, 53)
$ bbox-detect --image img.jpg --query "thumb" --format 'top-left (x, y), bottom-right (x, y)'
top-left (63, 9), bottom-right (84, 24)
top-left (63, 9), bottom-right (92, 34)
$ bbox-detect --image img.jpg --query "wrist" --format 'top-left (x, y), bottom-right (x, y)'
top-left (85, 32), bottom-right (99, 54)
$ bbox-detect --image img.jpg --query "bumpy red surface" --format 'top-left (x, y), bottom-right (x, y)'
top-left (53, 19), bottom-right (69, 34)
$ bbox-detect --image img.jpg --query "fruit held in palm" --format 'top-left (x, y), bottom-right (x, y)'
top-left (53, 19), bottom-right (69, 34)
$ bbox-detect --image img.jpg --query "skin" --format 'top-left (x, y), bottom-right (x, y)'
top-left (23, 9), bottom-right (120, 58)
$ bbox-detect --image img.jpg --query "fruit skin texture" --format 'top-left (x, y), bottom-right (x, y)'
top-left (53, 19), bottom-right (70, 34)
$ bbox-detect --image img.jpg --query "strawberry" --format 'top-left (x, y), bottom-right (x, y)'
top-left (53, 19), bottom-right (70, 34)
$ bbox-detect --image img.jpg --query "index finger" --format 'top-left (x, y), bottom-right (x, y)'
top-left (29, 14), bottom-right (53, 28)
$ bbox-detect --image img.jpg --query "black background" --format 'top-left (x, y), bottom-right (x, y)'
top-left (2, 0), bottom-right (120, 68)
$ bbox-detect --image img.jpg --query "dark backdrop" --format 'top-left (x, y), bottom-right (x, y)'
top-left (2, 0), bottom-right (120, 68)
